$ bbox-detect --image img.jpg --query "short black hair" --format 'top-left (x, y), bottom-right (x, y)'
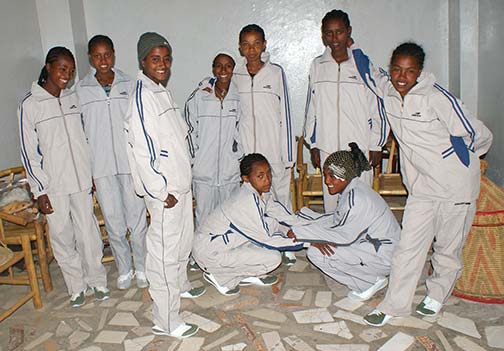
top-left (240, 153), bottom-right (270, 177)
top-left (212, 53), bottom-right (236, 67)
top-left (239, 24), bottom-right (266, 42)
top-left (88, 34), bottom-right (114, 54)
top-left (390, 42), bottom-right (425, 69)
top-left (38, 47), bottom-right (75, 86)
top-left (322, 9), bottom-right (350, 29)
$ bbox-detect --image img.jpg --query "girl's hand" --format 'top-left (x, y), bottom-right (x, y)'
top-left (37, 194), bottom-right (54, 214)
top-left (310, 148), bottom-right (321, 169)
top-left (312, 242), bottom-right (336, 256)
top-left (164, 194), bottom-right (178, 208)
top-left (286, 229), bottom-right (297, 240)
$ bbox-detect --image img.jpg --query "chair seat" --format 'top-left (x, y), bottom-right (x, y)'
top-left (303, 174), bottom-right (323, 196)
top-left (377, 174), bottom-right (407, 196)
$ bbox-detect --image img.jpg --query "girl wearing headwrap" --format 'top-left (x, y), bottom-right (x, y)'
top-left (289, 143), bottom-right (400, 301)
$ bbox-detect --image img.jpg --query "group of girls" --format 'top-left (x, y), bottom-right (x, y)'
top-left (18, 7), bottom-right (493, 340)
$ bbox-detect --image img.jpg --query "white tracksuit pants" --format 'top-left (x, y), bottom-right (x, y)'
top-left (378, 196), bottom-right (476, 316)
top-left (270, 163), bottom-right (292, 210)
top-left (46, 189), bottom-right (107, 295)
top-left (144, 192), bottom-right (193, 333)
top-left (94, 174), bottom-right (147, 276)
top-left (307, 244), bottom-right (390, 293)
top-left (320, 150), bottom-right (372, 213)
top-left (193, 181), bottom-right (240, 228)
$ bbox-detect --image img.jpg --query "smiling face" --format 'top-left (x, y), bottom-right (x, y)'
top-left (141, 46), bottom-right (172, 84)
top-left (389, 54), bottom-right (422, 98)
top-left (239, 31), bottom-right (266, 63)
top-left (44, 56), bottom-right (75, 97)
top-left (212, 54), bottom-right (235, 85)
top-left (323, 167), bottom-right (349, 195)
top-left (89, 42), bottom-right (114, 75)
top-left (242, 160), bottom-right (272, 195)
top-left (322, 18), bottom-right (351, 62)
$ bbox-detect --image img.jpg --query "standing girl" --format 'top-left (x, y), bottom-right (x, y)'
top-left (193, 153), bottom-right (308, 296)
top-left (363, 42), bottom-right (493, 326)
top-left (18, 47), bottom-right (108, 307)
top-left (185, 52), bottom-right (242, 227)
top-left (127, 32), bottom-right (200, 338)
top-left (76, 35), bottom-right (148, 290)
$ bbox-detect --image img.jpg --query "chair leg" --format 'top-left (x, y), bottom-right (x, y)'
top-left (21, 235), bottom-right (42, 309)
top-left (35, 221), bottom-right (53, 292)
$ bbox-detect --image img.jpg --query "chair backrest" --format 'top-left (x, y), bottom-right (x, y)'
top-left (0, 166), bottom-right (26, 180)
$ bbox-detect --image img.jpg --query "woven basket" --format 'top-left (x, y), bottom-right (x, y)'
top-left (453, 171), bottom-right (504, 303)
top-left (0, 240), bottom-right (13, 266)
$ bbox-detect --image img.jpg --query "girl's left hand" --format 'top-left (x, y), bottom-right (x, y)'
top-left (286, 229), bottom-right (297, 240)
top-left (312, 242), bottom-right (336, 256)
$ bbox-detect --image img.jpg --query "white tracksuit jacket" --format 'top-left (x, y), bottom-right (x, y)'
top-left (185, 77), bottom-right (242, 186)
top-left (233, 56), bottom-right (294, 167)
top-left (193, 182), bottom-right (308, 287)
top-left (304, 47), bottom-right (388, 156)
top-left (76, 68), bottom-right (134, 178)
top-left (19, 82), bottom-right (92, 197)
top-left (127, 71), bottom-right (192, 201)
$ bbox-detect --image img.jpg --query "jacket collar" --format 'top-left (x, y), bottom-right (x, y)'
top-left (319, 46), bottom-right (354, 64)
top-left (234, 52), bottom-right (272, 75)
top-left (79, 67), bottom-right (130, 87)
top-left (137, 70), bottom-right (167, 93)
top-left (386, 71), bottom-right (436, 99)
top-left (30, 81), bottom-right (73, 101)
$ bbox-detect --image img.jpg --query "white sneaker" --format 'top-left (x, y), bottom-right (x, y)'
top-left (416, 296), bottom-right (443, 316)
top-left (135, 271), bottom-right (149, 288)
top-left (239, 275), bottom-right (278, 286)
top-left (117, 270), bottom-right (134, 290)
top-left (203, 272), bottom-right (240, 296)
top-left (347, 277), bottom-right (388, 302)
top-left (152, 323), bottom-right (199, 338)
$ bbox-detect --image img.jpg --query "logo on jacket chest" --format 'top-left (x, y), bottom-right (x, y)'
top-left (348, 75), bottom-right (358, 80)
top-left (263, 84), bottom-right (272, 89)
top-left (69, 104), bottom-right (77, 109)
top-left (411, 111), bottom-right (422, 118)
top-left (120, 91), bottom-right (128, 95)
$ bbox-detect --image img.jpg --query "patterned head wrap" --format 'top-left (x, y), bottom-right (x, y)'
top-left (323, 143), bottom-right (372, 181)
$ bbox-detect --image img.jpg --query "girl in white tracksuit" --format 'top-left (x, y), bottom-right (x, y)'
top-left (290, 144), bottom-right (400, 301)
top-left (185, 52), bottom-right (242, 227)
top-left (193, 154), bottom-right (308, 294)
top-left (233, 24), bottom-right (295, 207)
top-left (304, 10), bottom-right (388, 213)
top-left (76, 35), bottom-right (148, 290)
top-left (18, 47), bottom-right (107, 307)
top-left (363, 42), bottom-right (493, 326)
top-left (126, 32), bottom-right (198, 338)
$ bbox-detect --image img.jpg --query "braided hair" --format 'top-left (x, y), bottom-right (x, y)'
top-left (38, 47), bottom-right (75, 86)
top-left (88, 34), bottom-right (114, 53)
top-left (390, 42), bottom-right (425, 70)
top-left (321, 9), bottom-right (350, 29)
top-left (323, 143), bottom-right (371, 180)
top-left (240, 153), bottom-right (270, 177)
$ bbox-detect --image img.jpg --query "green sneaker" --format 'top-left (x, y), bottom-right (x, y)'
top-left (70, 291), bottom-right (85, 308)
top-left (363, 309), bottom-right (392, 326)
top-left (239, 275), bottom-right (278, 286)
top-left (415, 296), bottom-right (442, 316)
top-left (181, 286), bottom-right (207, 299)
top-left (282, 252), bottom-right (297, 266)
top-left (93, 286), bottom-right (110, 301)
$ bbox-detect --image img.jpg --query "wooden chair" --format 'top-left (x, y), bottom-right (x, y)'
top-left (0, 166), bottom-right (53, 292)
top-left (295, 136), bottom-right (324, 210)
top-left (373, 136), bottom-right (408, 210)
top-left (0, 237), bottom-right (42, 322)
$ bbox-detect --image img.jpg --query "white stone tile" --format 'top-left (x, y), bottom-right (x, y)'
top-left (124, 335), bottom-right (155, 351)
top-left (283, 289), bottom-right (305, 301)
top-left (315, 291), bottom-right (332, 308)
top-left (388, 315), bottom-right (432, 329)
top-left (289, 259), bottom-right (309, 272)
top-left (55, 321), bottom-right (72, 337)
top-left (286, 273), bottom-right (323, 286)
top-left (108, 312), bottom-right (139, 326)
top-left (123, 288), bottom-right (138, 299)
top-left (97, 309), bottom-right (109, 331)
top-left (78, 347), bottom-right (102, 351)
top-left (180, 311), bottom-right (221, 333)
top-left (202, 331), bottom-right (240, 351)
top-left (333, 310), bottom-right (366, 325)
top-left (253, 321), bottom-right (281, 330)
top-left (453, 336), bottom-right (487, 351)
top-left (302, 289), bottom-right (313, 307)
top-left (75, 318), bottom-right (93, 332)
top-left (244, 308), bottom-right (287, 323)
top-left (68, 331), bottom-right (90, 350)
top-left (293, 308), bottom-right (334, 324)
top-left (261, 331), bottom-right (286, 351)
top-left (485, 325), bottom-right (504, 349)
top-left (437, 312), bottom-right (481, 339)
top-left (333, 297), bottom-right (364, 312)
top-left (434, 330), bottom-right (454, 351)
top-left (94, 330), bottom-right (128, 344)
top-left (99, 298), bottom-right (119, 308)
top-left (193, 287), bottom-right (239, 308)
top-left (377, 332), bottom-right (414, 351)
top-left (221, 342), bottom-right (247, 351)
top-left (313, 321), bottom-right (353, 339)
top-left (23, 332), bottom-right (53, 350)
top-left (283, 335), bottom-right (316, 351)
top-left (316, 345), bottom-right (369, 351)
top-left (117, 301), bottom-right (143, 312)
top-left (178, 337), bottom-right (205, 351)
top-left (359, 328), bottom-right (387, 343)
